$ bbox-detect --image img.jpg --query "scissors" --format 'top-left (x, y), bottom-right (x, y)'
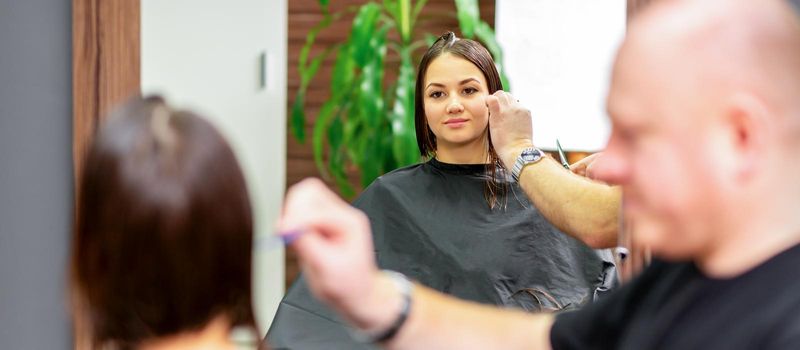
top-left (556, 139), bottom-right (570, 170)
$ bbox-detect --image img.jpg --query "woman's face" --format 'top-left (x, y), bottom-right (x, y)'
top-left (423, 53), bottom-right (490, 151)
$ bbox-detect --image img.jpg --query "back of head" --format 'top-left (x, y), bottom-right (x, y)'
top-left (71, 96), bottom-right (256, 347)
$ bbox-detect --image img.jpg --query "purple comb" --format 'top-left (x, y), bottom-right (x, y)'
top-left (280, 229), bottom-right (305, 245)
top-left (257, 229), bottom-right (305, 251)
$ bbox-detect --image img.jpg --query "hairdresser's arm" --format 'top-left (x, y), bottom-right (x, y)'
top-left (487, 91), bottom-right (620, 248)
top-left (387, 281), bottom-right (553, 350)
top-left (280, 179), bottom-right (553, 350)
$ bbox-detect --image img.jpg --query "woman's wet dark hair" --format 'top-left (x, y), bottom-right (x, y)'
top-left (70, 96), bottom-right (256, 348)
top-left (414, 31), bottom-right (507, 208)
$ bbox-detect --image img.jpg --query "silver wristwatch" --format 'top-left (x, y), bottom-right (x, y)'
top-left (511, 147), bottom-right (545, 182)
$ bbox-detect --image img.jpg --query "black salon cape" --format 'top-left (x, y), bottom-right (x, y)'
top-left (266, 159), bottom-right (616, 350)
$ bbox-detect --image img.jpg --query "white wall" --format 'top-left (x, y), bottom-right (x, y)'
top-left (141, 0), bottom-right (287, 334)
top-left (496, 0), bottom-right (627, 152)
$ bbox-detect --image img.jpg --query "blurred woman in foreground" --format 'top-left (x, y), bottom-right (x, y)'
top-left (70, 96), bottom-right (259, 349)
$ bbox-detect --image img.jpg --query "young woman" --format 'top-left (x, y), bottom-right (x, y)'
top-left (70, 97), bottom-right (260, 349)
top-left (267, 32), bottom-right (615, 349)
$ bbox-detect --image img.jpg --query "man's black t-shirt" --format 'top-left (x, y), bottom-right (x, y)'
top-left (551, 243), bottom-right (800, 349)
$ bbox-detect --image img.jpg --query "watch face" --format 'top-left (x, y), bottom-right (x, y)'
top-left (522, 149), bottom-right (540, 161)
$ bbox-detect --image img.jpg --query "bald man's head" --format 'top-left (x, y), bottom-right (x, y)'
top-left (595, 0), bottom-right (800, 268)
top-left (624, 0), bottom-right (800, 117)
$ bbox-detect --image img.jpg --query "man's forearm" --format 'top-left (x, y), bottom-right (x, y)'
top-left (386, 284), bottom-right (554, 350)
top-left (518, 156), bottom-right (620, 248)
top-left (486, 91), bottom-right (619, 247)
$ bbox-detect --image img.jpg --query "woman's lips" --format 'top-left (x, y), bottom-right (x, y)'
top-left (444, 118), bottom-right (469, 127)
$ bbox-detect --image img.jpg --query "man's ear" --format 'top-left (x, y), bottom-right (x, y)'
top-left (723, 93), bottom-right (770, 182)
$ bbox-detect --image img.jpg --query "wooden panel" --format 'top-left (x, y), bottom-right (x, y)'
top-left (72, 0), bottom-right (141, 193)
top-left (285, 0), bottom-right (496, 287)
top-left (72, 1), bottom-right (140, 346)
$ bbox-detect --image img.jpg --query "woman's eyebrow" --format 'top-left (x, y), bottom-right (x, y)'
top-left (425, 82), bottom-right (445, 90)
top-left (425, 78), bottom-right (482, 90)
top-left (459, 78), bottom-right (481, 85)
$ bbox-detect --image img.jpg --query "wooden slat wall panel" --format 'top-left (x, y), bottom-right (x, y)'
top-left (72, 1), bottom-right (140, 345)
top-left (285, 0), bottom-right (496, 286)
top-left (73, 0), bottom-right (141, 192)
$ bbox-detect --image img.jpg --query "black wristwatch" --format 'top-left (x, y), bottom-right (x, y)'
top-left (511, 147), bottom-right (545, 182)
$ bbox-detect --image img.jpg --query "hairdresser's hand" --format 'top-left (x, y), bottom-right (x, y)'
top-left (486, 90), bottom-right (535, 169)
top-left (280, 178), bottom-right (403, 332)
top-left (570, 152), bottom-right (603, 180)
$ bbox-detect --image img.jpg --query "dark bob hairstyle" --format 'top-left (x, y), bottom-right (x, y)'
top-left (70, 96), bottom-right (256, 348)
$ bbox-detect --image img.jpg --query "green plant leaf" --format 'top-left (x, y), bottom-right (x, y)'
top-left (328, 115), bottom-right (344, 153)
top-left (290, 92), bottom-right (306, 142)
top-left (454, 0), bottom-right (480, 39)
top-left (327, 116), bottom-right (355, 198)
top-left (331, 44), bottom-right (355, 94)
top-left (303, 45), bottom-right (337, 88)
top-left (390, 49), bottom-right (419, 167)
top-left (358, 24), bottom-right (388, 130)
top-left (398, 0), bottom-right (411, 43)
top-left (298, 12), bottom-right (334, 74)
top-left (334, 176), bottom-right (355, 199)
top-left (343, 117), bottom-right (363, 165)
top-left (329, 147), bottom-right (355, 198)
top-left (350, 3), bottom-right (382, 67)
top-left (292, 12), bottom-right (333, 144)
top-left (358, 134), bottom-right (382, 188)
top-left (291, 8), bottom-right (352, 145)
top-left (312, 100), bottom-right (338, 179)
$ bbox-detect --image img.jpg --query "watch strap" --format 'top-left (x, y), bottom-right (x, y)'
top-left (350, 270), bottom-right (413, 344)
